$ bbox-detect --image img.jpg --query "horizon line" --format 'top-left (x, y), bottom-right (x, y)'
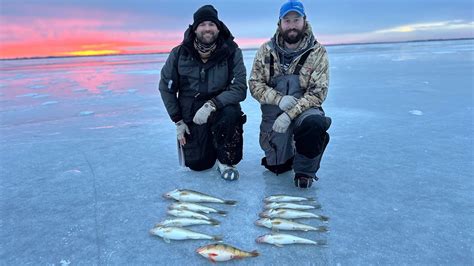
top-left (1, 37), bottom-right (472, 61)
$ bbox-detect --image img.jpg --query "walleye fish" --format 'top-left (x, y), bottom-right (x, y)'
top-left (256, 233), bottom-right (327, 247)
top-left (264, 202), bottom-right (321, 210)
top-left (196, 243), bottom-right (259, 262)
top-left (169, 202), bottom-right (227, 216)
top-left (264, 195), bottom-right (314, 203)
top-left (259, 209), bottom-right (329, 221)
top-left (150, 226), bottom-right (222, 243)
top-left (155, 218), bottom-right (219, 227)
top-left (255, 218), bottom-right (329, 232)
top-left (167, 209), bottom-right (212, 220)
top-left (163, 189), bottom-right (237, 205)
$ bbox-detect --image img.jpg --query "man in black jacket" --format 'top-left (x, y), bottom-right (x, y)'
top-left (159, 5), bottom-right (247, 180)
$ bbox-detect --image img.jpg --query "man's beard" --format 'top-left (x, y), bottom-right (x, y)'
top-left (281, 28), bottom-right (304, 44)
top-left (196, 31), bottom-right (218, 45)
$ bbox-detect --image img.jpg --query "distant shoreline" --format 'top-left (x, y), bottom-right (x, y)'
top-left (1, 37), bottom-right (472, 61)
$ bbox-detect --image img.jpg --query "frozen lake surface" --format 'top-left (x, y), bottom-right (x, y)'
top-left (1, 40), bottom-right (473, 265)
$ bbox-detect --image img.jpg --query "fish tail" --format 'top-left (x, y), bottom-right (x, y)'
top-left (213, 235), bottom-right (224, 242)
top-left (312, 203), bottom-right (322, 209)
top-left (224, 200), bottom-right (237, 205)
top-left (315, 240), bottom-right (328, 246)
top-left (315, 226), bottom-right (329, 233)
top-left (249, 250), bottom-right (259, 257)
top-left (217, 210), bottom-right (227, 216)
top-left (209, 218), bottom-right (220, 226)
top-left (318, 215), bottom-right (330, 222)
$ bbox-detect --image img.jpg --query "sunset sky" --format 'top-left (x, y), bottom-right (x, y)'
top-left (0, 0), bottom-right (473, 59)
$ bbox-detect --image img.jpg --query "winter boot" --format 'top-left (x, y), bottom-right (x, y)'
top-left (294, 173), bottom-right (318, 188)
top-left (217, 160), bottom-right (239, 181)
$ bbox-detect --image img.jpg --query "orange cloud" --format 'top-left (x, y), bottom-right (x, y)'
top-left (0, 16), bottom-right (183, 59)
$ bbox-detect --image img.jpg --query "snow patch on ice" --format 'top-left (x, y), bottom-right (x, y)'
top-left (33, 94), bottom-right (49, 98)
top-left (87, 125), bottom-right (116, 129)
top-left (121, 69), bottom-right (159, 75)
top-left (431, 51), bottom-right (455, 54)
top-left (41, 101), bottom-right (59, 106)
top-left (16, 93), bottom-right (39, 98)
top-left (29, 85), bottom-right (46, 89)
top-left (60, 259), bottom-right (71, 266)
top-left (78, 111), bottom-right (95, 116)
top-left (392, 56), bottom-right (416, 61)
top-left (409, 110), bottom-right (423, 116)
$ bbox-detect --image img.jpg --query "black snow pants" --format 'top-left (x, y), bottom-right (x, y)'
top-left (182, 104), bottom-right (245, 171)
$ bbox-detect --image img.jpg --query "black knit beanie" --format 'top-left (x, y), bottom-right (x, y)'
top-left (192, 5), bottom-right (221, 30)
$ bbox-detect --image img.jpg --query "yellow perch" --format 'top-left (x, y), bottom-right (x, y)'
top-left (196, 243), bottom-right (259, 262)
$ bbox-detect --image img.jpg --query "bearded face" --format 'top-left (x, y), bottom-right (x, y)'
top-left (281, 27), bottom-right (304, 44)
top-left (194, 21), bottom-right (220, 44)
top-left (279, 12), bottom-right (305, 45)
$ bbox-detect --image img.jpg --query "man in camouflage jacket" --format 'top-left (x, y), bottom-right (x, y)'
top-left (249, 0), bottom-right (331, 188)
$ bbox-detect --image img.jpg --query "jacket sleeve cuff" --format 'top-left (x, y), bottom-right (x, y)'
top-left (274, 94), bottom-right (283, 105)
top-left (210, 98), bottom-right (222, 110)
top-left (286, 108), bottom-right (299, 120)
top-left (171, 114), bottom-right (183, 123)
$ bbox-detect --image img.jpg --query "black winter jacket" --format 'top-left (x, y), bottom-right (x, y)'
top-left (159, 22), bottom-right (247, 123)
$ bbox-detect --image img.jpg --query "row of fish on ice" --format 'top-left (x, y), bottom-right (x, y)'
top-left (150, 189), bottom-right (329, 262)
top-left (255, 194), bottom-right (329, 247)
top-left (151, 189), bottom-right (259, 262)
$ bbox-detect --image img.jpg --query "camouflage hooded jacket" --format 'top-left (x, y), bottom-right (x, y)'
top-left (248, 23), bottom-right (329, 120)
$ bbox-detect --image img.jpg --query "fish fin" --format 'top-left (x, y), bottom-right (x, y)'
top-left (250, 250), bottom-right (260, 257)
top-left (224, 200), bottom-right (237, 205)
top-left (272, 221), bottom-right (282, 225)
top-left (209, 218), bottom-right (220, 226)
top-left (213, 235), bottom-right (223, 242)
top-left (163, 238), bottom-right (171, 244)
top-left (275, 244), bottom-right (284, 248)
top-left (318, 215), bottom-right (330, 222)
top-left (217, 210), bottom-right (227, 216)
